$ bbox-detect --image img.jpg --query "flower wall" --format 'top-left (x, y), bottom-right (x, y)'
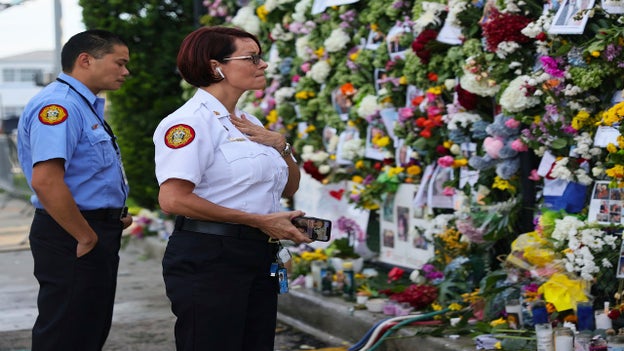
top-left (202, 0), bottom-right (624, 328)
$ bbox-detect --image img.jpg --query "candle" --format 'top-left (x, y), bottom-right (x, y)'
top-left (576, 302), bottom-right (595, 331)
top-left (535, 323), bottom-right (554, 351)
top-left (554, 327), bottom-right (574, 351)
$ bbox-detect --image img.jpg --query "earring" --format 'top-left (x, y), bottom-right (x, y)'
top-left (216, 67), bottom-right (225, 79)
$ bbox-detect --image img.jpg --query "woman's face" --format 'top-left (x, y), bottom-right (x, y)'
top-left (221, 38), bottom-right (267, 91)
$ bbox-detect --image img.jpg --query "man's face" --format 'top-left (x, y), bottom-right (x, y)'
top-left (89, 44), bottom-right (130, 93)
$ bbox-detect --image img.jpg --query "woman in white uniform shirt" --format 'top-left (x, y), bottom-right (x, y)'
top-left (153, 26), bottom-right (311, 351)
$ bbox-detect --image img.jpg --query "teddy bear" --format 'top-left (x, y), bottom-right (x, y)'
top-left (468, 114), bottom-right (522, 180)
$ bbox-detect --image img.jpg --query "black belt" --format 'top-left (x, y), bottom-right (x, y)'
top-left (35, 207), bottom-right (126, 222)
top-left (176, 216), bottom-right (276, 242)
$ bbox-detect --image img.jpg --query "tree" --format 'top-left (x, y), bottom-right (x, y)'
top-left (79, 0), bottom-right (195, 208)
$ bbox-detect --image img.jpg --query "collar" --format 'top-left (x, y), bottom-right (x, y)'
top-left (193, 89), bottom-right (242, 119)
top-left (57, 72), bottom-right (98, 106)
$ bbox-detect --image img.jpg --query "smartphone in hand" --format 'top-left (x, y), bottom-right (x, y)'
top-left (291, 216), bottom-right (332, 241)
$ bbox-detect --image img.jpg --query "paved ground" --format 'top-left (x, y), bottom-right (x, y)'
top-left (0, 195), bottom-right (346, 351)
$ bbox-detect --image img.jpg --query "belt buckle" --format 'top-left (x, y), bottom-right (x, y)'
top-left (268, 237), bottom-right (280, 243)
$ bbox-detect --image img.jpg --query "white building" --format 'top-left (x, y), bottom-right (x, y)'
top-left (0, 50), bottom-right (56, 132)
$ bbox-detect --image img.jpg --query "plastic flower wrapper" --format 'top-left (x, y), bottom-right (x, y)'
top-left (538, 273), bottom-right (591, 312)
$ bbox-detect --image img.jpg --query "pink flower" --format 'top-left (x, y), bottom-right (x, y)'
top-left (511, 139), bottom-right (528, 152)
top-left (398, 107), bottom-right (413, 122)
top-left (301, 62), bottom-right (311, 73)
top-left (255, 90), bottom-right (264, 99)
top-left (437, 155), bottom-right (455, 167)
top-left (505, 118), bottom-right (521, 129)
top-left (292, 75), bottom-right (301, 83)
top-left (528, 169), bottom-right (541, 181)
top-left (442, 186), bottom-right (455, 196)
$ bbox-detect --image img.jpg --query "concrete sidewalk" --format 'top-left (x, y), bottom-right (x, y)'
top-left (0, 195), bottom-right (475, 351)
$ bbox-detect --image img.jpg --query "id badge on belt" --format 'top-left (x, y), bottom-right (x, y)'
top-left (270, 244), bottom-right (291, 294)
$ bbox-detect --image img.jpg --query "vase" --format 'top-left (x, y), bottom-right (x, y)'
top-left (602, 0), bottom-right (624, 14)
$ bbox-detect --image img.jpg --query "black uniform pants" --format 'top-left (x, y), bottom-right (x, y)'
top-left (29, 211), bottom-right (122, 351)
top-left (162, 230), bottom-right (279, 351)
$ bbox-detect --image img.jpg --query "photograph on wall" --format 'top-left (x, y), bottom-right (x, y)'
top-left (380, 183), bottom-right (433, 269)
top-left (587, 181), bottom-right (624, 224)
top-left (382, 193), bottom-right (396, 223)
top-left (379, 108), bottom-right (398, 142)
top-left (428, 165), bottom-right (455, 209)
top-left (374, 68), bottom-right (387, 94)
top-left (548, 0), bottom-right (595, 34)
top-left (396, 206), bottom-right (409, 242)
top-left (617, 237), bottom-right (624, 278)
top-left (365, 28), bottom-right (385, 50)
top-left (395, 139), bottom-right (412, 167)
top-left (335, 127), bottom-right (359, 165)
top-left (364, 125), bottom-right (388, 161)
top-left (386, 23), bottom-right (410, 60)
top-left (322, 126), bottom-right (338, 151)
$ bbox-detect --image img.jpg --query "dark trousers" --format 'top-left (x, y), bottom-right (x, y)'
top-left (29, 212), bottom-right (122, 351)
top-left (162, 231), bottom-right (279, 351)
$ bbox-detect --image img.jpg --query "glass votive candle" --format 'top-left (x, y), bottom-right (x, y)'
top-left (576, 302), bottom-right (595, 331)
top-left (505, 299), bottom-right (523, 329)
top-left (553, 327), bottom-right (574, 351)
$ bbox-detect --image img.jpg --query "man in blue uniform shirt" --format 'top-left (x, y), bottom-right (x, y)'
top-left (17, 29), bottom-right (133, 351)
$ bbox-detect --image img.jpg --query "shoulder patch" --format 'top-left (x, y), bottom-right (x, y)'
top-left (38, 104), bottom-right (68, 125)
top-left (164, 124), bottom-right (196, 149)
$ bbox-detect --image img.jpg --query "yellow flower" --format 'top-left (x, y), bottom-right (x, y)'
top-left (349, 50), bottom-right (360, 61)
top-left (256, 5), bottom-right (268, 22)
top-left (373, 136), bottom-right (390, 148)
top-left (533, 115), bottom-right (541, 124)
top-left (431, 302), bottom-right (443, 311)
top-left (443, 140), bottom-right (453, 149)
top-left (295, 91), bottom-right (315, 100)
top-left (387, 166), bottom-right (404, 177)
top-left (495, 341), bottom-right (502, 349)
top-left (607, 143), bottom-right (618, 153)
top-left (607, 165), bottom-right (624, 179)
top-left (352, 175), bottom-right (364, 184)
top-left (355, 160), bottom-right (365, 169)
top-left (453, 159), bottom-right (468, 168)
top-left (305, 125), bottom-right (316, 133)
top-left (398, 76), bottom-right (407, 85)
top-left (492, 176), bottom-right (516, 193)
top-left (315, 47), bottom-right (325, 58)
top-left (571, 110), bottom-right (590, 130)
top-left (490, 317), bottom-right (507, 327)
top-left (329, 154), bottom-right (336, 160)
top-left (426, 86), bottom-right (442, 95)
top-left (618, 135), bottom-right (624, 149)
top-left (406, 165), bottom-right (422, 176)
top-left (371, 24), bottom-right (379, 31)
top-left (591, 51), bottom-right (601, 58)
top-left (266, 110), bottom-right (278, 124)
top-left (448, 303), bottom-right (463, 311)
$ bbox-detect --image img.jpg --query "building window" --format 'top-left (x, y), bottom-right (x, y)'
top-left (2, 68), bottom-right (15, 82)
top-left (2, 68), bottom-right (43, 82)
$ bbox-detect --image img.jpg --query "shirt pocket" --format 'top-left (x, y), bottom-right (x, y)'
top-left (86, 127), bottom-right (115, 171)
top-left (219, 141), bottom-right (275, 185)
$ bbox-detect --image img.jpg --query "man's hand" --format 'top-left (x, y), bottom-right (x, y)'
top-left (76, 234), bottom-right (98, 258)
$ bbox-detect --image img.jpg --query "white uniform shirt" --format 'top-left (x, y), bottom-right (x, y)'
top-left (153, 89), bottom-right (288, 214)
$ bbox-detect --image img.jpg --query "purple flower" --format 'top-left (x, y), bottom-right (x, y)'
top-left (540, 56), bottom-right (565, 78)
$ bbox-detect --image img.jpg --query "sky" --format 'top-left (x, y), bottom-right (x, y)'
top-left (0, 0), bottom-right (85, 58)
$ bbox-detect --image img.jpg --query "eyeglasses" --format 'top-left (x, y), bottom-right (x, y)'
top-left (222, 54), bottom-right (263, 65)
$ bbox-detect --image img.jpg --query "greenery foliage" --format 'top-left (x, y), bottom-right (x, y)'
top-left (79, 0), bottom-right (196, 208)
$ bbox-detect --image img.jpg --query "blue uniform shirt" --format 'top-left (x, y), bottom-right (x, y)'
top-left (17, 73), bottom-right (128, 210)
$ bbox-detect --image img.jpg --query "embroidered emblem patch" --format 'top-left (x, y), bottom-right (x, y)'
top-left (164, 124), bottom-right (195, 149)
top-left (38, 104), bottom-right (68, 125)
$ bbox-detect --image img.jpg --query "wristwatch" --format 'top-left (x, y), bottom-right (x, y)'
top-left (281, 142), bottom-right (292, 157)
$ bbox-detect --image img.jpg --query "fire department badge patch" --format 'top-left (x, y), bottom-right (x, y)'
top-left (38, 104), bottom-right (68, 125)
top-left (164, 124), bottom-right (195, 149)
